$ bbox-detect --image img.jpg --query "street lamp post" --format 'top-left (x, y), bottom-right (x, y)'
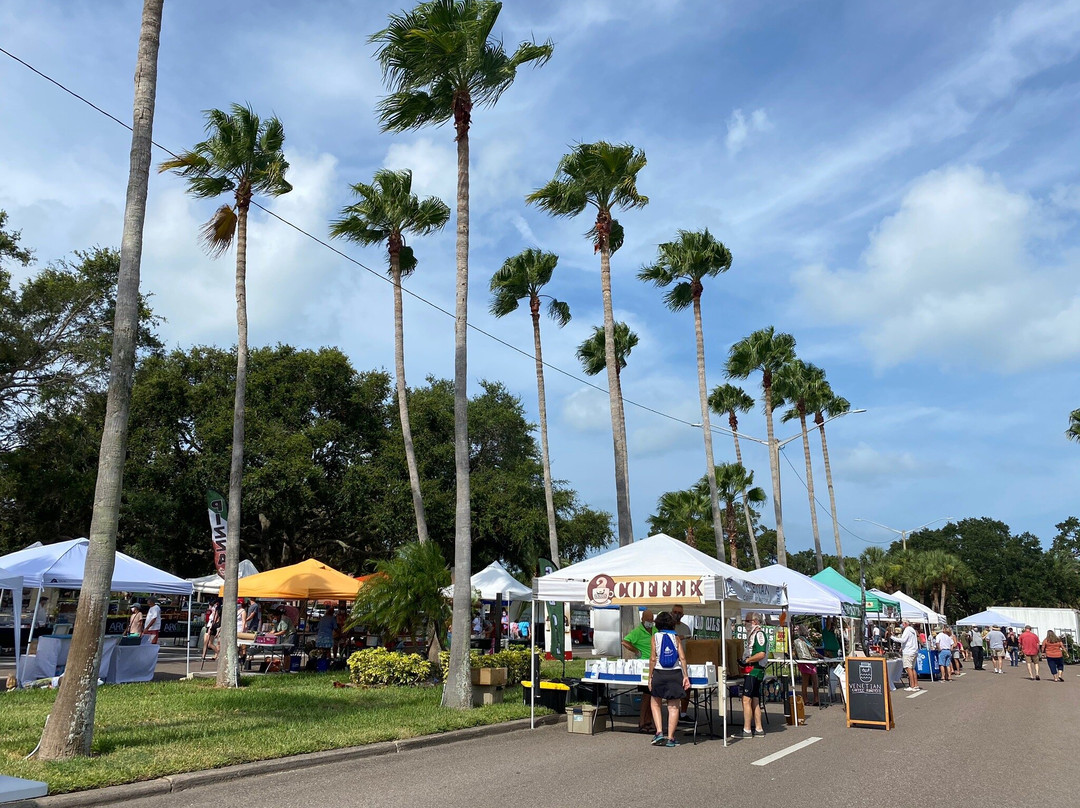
top-left (853, 516), bottom-right (955, 551)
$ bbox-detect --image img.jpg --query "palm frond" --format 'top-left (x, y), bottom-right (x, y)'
top-left (200, 205), bottom-right (237, 258)
top-left (547, 299), bottom-right (571, 327)
top-left (489, 288), bottom-right (521, 318)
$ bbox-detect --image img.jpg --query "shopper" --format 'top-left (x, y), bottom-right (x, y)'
top-left (740, 612), bottom-right (769, 738)
top-left (1018, 625), bottom-right (1041, 681)
top-left (648, 612), bottom-right (690, 747)
top-left (1042, 631), bottom-right (1065, 682)
top-left (985, 625), bottom-right (1006, 674)
top-left (934, 627), bottom-right (954, 682)
top-left (670, 604), bottom-right (692, 723)
top-left (968, 626), bottom-right (985, 670)
top-left (1006, 628), bottom-right (1020, 667)
top-left (951, 630), bottom-right (965, 674)
top-left (890, 619), bottom-right (921, 691)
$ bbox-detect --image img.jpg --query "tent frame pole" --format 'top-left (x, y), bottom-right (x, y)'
top-left (185, 595), bottom-right (192, 679)
top-left (529, 598), bottom-right (536, 729)
top-left (721, 597), bottom-right (727, 747)
top-left (25, 588), bottom-right (41, 657)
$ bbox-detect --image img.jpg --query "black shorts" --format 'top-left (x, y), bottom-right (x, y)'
top-left (650, 668), bottom-right (685, 700)
top-left (742, 674), bottom-right (764, 699)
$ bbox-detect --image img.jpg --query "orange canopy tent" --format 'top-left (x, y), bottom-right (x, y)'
top-left (221, 558), bottom-right (364, 600)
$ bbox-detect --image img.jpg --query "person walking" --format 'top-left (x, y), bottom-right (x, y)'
top-left (985, 625), bottom-right (1007, 674)
top-left (1018, 625), bottom-right (1042, 681)
top-left (891, 619), bottom-right (922, 691)
top-left (934, 627), bottom-right (954, 682)
top-left (951, 629), bottom-right (964, 674)
top-left (1042, 631), bottom-right (1065, 682)
top-left (648, 612), bottom-right (690, 747)
top-left (968, 626), bottom-right (985, 670)
top-left (1006, 628), bottom-right (1020, 667)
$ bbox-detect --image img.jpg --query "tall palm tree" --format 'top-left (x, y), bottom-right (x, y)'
top-left (160, 104), bottom-right (292, 688)
top-left (807, 379), bottom-right (851, 573)
top-left (921, 549), bottom-right (973, 618)
top-left (700, 463), bottom-right (766, 569)
top-left (1068, 409), bottom-right (1080, 443)
top-left (37, 0), bottom-right (163, 760)
top-left (330, 169), bottom-right (449, 546)
top-left (708, 383), bottom-right (761, 567)
top-left (726, 327), bottom-right (796, 565)
top-left (372, 0), bottom-right (552, 711)
top-left (639, 228), bottom-right (732, 561)
top-left (489, 248), bottom-right (570, 566)
top-left (528, 142), bottom-right (648, 552)
top-left (648, 488), bottom-right (711, 551)
top-left (776, 359), bottom-right (827, 572)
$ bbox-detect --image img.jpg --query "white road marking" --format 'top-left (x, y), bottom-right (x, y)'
top-left (750, 736), bottom-right (822, 766)
top-left (954, 672), bottom-right (966, 677)
top-left (906, 689), bottom-right (927, 699)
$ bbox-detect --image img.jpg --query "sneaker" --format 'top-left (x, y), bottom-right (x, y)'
top-left (912, 686), bottom-right (924, 691)
top-left (755, 729), bottom-right (766, 738)
top-left (665, 738), bottom-right (681, 748)
top-left (651, 733), bottom-right (665, 746)
top-left (904, 686), bottom-right (915, 691)
top-left (1036, 675), bottom-right (1041, 681)
top-left (678, 714), bottom-right (694, 725)
top-left (742, 730), bottom-right (753, 739)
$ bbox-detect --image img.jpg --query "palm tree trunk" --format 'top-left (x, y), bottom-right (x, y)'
top-left (442, 109), bottom-right (472, 710)
top-left (730, 420), bottom-right (761, 568)
top-left (392, 259), bottom-right (429, 545)
top-left (940, 582), bottom-right (946, 618)
top-left (532, 305), bottom-right (559, 567)
top-left (817, 418), bottom-right (845, 573)
top-left (600, 241), bottom-right (633, 550)
top-left (799, 410), bottom-right (823, 571)
top-left (725, 500), bottom-right (739, 569)
top-left (37, 0), bottom-right (162, 758)
top-left (693, 296), bottom-right (725, 562)
top-left (763, 375), bottom-right (786, 566)
top-left (217, 199), bottom-right (248, 689)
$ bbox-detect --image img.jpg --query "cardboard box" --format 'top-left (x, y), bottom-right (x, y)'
top-left (566, 704), bottom-right (608, 734)
top-left (785, 694), bottom-right (806, 726)
top-left (472, 684), bottom-right (504, 707)
top-left (471, 667), bottom-right (508, 686)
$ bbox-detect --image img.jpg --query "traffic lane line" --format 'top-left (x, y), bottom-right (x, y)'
top-left (906, 689), bottom-right (927, 698)
top-left (750, 736), bottom-right (822, 766)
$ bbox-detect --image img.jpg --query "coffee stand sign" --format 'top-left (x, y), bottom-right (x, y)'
top-left (845, 656), bottom-right (895, 730)
top-left (586, 575), bottom-right (707, 606)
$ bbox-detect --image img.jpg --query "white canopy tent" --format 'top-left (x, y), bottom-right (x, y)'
top-left (956, 609), bottom-right (1024, 628)
top-left (0, 565), bottom-right (23, 685)
top-left (442, 560), bottom-right (532, 602)
top-left (886, 589), bottom-right (945, 625)
top-left (755, 564), bottom-right (858, 617)
top-left (187, 559), bottom-right (260, 596)
top-left (533, 533), bottom-right (789, 746)
top-left (0, 538), bottom-right (195, 682)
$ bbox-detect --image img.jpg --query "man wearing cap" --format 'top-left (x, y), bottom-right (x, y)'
top-left (985, 625), bottom-right (1006, 674)
top-left (740, 612), bottom-right (768, 738)
top-left (968, 625), bottom-right (985, 670)
top-left (890, 619), bottom-right (921, 691)
top-left (143, 599), bottom-right (162, 644)
top-left (622, 610), bottom-right (656, 733)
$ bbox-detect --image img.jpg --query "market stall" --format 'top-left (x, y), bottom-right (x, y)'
top-left (443, 561), bottom-right (532, 647)
top-left (956, 609), bottom-right (1024, 628)
top-left (878, 589), bottom-right (943, 681)
top-left (228, 558), bottom-right (363, 600)
top-left (532, 533), bottom-right (788, 746)
top-left (0, 565), bottom-right (24, 681)
top-left (0, 538), bottom-right (194, 685)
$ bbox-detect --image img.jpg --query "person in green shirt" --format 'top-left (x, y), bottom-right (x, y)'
top-left (621, 610), bottom-right (655, 733)
top-left (821, 617), bottom-right (841, 657)
top-left (740, 612), bottom-right (768, 738)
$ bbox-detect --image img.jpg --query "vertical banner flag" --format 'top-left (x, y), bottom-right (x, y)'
top-left (539, 558), bottom-right (564, 658)
top-left (206, 490), bottom-right (228, 577)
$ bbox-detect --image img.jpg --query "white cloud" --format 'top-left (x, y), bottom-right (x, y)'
top-left (725, 108), bottom-right (772, 155)
top-left (794, 166), bottom-right (1080, 371)
top-left (562, 388), bottom-right (611, 432)
top-left (834, 442), bottom-right (945, 482)
top-left (383, 139), bottom-right (457, 207)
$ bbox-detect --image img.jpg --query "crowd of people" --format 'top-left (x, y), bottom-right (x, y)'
top-left (199, 598), bottom-right (352, 666)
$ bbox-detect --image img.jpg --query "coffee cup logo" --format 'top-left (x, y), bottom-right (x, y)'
top-left (859, 662), bottom-right (872, 683)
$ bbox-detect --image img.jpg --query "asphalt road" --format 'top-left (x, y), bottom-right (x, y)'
top-left (112, 663), bottom-right (1079, 808)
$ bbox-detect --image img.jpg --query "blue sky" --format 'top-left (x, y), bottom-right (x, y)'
top-left (2, 1), bottom-right (1079, 558)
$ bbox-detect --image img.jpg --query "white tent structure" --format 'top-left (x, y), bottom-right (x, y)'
top-left (887, 589), bottom-right (945, 625)
top-left (533, 533), bottom-right (789, 746)
top-left (187, 559), bottom-right (260, 596)
top-left (443, 560), bottom-right (532, 602)
top-left (0, 565), bottom-right (24, 685)
top-left (0, 538), bottom-right (195, 682)
top-left (755, 564), bottom-right (858, 617)
top-left (957, 609), bottom-right (1024, 628)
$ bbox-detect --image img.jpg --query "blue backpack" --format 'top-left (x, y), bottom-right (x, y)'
top-left (658, 631), bottom-right (679, 668)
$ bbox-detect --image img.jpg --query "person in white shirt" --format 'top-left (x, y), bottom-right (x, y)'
top-left (890, 619), bottom-right (921, 691)
top-left (934, 627), bottom-right (954, 682)
top-left (143, 601), bottom-right (162, 644)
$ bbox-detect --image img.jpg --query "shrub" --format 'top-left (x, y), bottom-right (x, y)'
top-left (347, 647), bottom-right (432, 687)
top-left (438, 648), bottom-right (541, 685)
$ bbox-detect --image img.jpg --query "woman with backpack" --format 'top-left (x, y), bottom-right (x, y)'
top-left (648, 611), bottom-right (691, 748)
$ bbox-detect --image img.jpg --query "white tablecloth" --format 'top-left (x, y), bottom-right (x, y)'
top-left (20, 636), bottom-right (121, 685)
top-left (105, 644), bottom-right (159, 683)
top-left (886, 658), bottom-right (904, 690)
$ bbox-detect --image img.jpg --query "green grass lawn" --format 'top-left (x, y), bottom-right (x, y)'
top-left (0, 669), bottom-right (568, 795)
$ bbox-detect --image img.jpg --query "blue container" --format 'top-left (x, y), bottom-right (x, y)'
top-left (915, 649), bottom-right (939, 677)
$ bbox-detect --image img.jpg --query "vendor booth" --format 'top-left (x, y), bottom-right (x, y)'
top-left (811, 568), bottom-right (901, 620)
top-left (956, 609), bottom-right (1024, 628)
top-left (0, 565), bottom-right (24, 682)
top-left (228, 558), bottom-right (363, 600)
top-left (532, 533), bottom-right (788, 746)
top-left (443, 561), bottom-right (532, 647)
top-left (878, 589), bottom-right (943, 681)
top-left (0, 538), bottom-right (194, 685)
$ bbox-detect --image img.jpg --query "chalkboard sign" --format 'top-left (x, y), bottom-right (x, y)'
top-left (845, 656), bottom-right (894, 729)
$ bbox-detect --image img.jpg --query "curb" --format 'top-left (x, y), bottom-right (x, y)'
top-left (5, 714), bottom-right (562, 808)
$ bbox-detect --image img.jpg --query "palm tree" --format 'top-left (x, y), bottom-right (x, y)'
top-left (330, 169), bottom-right (449, 546)
top-left (489, 248), bottom-right (570, 567)
top-left (807, 379), bottom-right (851, 573)
top-left (726, 327), bottom-right (796, 565)
top-left (920, 549), bottom-right (973, 618)
top-left (639, 229), bottom-right (732, 561)
top-left (708, 383), bottom-right (762, 567)
top-left (372, 0), bottom-right (552, 711)
top-left (648, 488), bottom-right (711, 551)
top-left (37, 0), bottom-right (163, 759)
top-left (160, 104), bottom-right (292, 688)
top-left (776, 359), bottom-right (827, 572)
top-left (528, 142), bottom-right (648, 552)
top-left (701, 463), bottom-right (766, 569)
top-left (1068, 409), bottom-right (1080, 443)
